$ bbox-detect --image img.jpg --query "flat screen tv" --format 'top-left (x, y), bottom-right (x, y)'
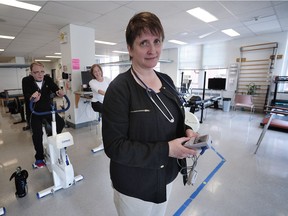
top-left (208, 78), bottom-right (226, 90)
top-left (81, 71), bottom-right (93, 91)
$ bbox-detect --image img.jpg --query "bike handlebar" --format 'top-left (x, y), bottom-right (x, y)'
top-left (30, 95), bottom-right (70, 116)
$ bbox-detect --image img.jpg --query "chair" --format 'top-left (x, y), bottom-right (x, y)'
top-left (233, 94), bottom-right (255, 119)
top-left (185, 111), bottom-right (200, 132)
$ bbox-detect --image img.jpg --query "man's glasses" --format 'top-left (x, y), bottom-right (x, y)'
top-left (32, 71), bottom-right (45, 75)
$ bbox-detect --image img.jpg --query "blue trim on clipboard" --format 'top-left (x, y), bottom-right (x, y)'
top-left (173, 146), bottom-right (226, 216)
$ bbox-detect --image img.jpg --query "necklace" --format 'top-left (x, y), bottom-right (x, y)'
top-left (131, 67), bottom-right (175, 123)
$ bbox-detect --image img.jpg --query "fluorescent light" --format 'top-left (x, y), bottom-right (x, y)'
top-left (94, 40), bottom-right (116, 45)
top-left (159, 59), bottom-right (173, 63)
top-left (199, 31), bottom-right (217, 39)
top-left (95, 54), bottom-right (109, 57)
top-left (0, 49), bottom-right (4, 52)
top-left (168, 40), bottom-right (187, 45)
top-left (0, 35), bottom-right (15, 40)
top-left (54, 52), bottom-right (61, 55)
top-left (0, 0), bottom-right (41, 12)
top-left (187, 7), bottom-right (218, 23)
top-left (45, 55), bottom-right (61, 59)
top-left (221, 29), bottom-right (240, 37)
top-left (112, 50), bottom-right (129, 54)
top-left (35, 59), bottom-right (51, 62)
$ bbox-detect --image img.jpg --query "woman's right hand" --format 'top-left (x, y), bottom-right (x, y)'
top-left (168, 137), bottom-right (197, 159)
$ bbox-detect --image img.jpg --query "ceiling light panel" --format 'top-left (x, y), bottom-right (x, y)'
top-left (187, 7), bottom-right (218, 23)
top-left (112, 50), bottom-right (128, 54)
top-left (45, 56), bottom-right (61, 58)
top-left (0, 0), bottom-right (41, 11)
top-left (95, 54), bottom-right (109, 57)
top-left (35, 59), bottom-right (51, 62)
top-left (94, 40), bottom-right (116, 45)
top-left (0, 35), bottom-right (15, 40)
top-left (168, 40), bottom-right (187, 45)
top-left (199, 31), bottom-right (217, 39)
top-left (221, 29), bottom-right (240, 37)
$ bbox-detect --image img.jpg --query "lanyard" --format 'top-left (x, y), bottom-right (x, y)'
top-left (131, 67), bottom-right (175, 123)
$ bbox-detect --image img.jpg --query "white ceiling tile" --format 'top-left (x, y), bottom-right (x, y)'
top-left (58, 1), bottom-right (126, 14)
top-left (40, 2), bottom-right (100, 23)
top-left (274, 2), bottom-right (288, 18)
top-left (246, 20), bottom-right (281, 34)
top-left (0, 1), bottom-right (287, 62)
top-left (279, 17), bottom-right (288, 29)
top-left (219, 1), bottom-right (273, 15)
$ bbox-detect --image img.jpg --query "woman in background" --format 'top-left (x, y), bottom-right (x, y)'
top-left (89, 64), bottom-right (110, 152)
top-left (89, 64), bottom-right (110, 114)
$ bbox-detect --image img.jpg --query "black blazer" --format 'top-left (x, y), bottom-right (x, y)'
top-left (22, 75), bottom-right (60, 112)
top-left (102, 69), bottom-right (188, 203)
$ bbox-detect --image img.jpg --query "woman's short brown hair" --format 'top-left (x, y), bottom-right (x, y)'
top-left (125, 12), bottom-right (165, 49)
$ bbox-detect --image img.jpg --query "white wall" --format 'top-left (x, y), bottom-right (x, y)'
top-left (60, 24), bottom-right (96, 127)
top-left (226, 31), bottom-right (288, 76)
top-left (160, 31), bottom-right (288, 99)
top-left (160, 48), bottom-right (178, 86)
top-left (0, 67), bottom-right (27, 92)
top-left (0, 61), bottom-right (62, 93)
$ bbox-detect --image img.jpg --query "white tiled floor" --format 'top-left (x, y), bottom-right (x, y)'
top-left (0, 106), bottom-right (287, 216)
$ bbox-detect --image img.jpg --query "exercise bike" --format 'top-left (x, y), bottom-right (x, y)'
top-left (0, 207), bottom-right (5, 215)
top-left (30, 95), bottom-right (83, 199)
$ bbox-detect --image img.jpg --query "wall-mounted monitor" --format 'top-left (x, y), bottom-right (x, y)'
top-left (81, 70), bottom-right (93, 91)
top-left (208, 78), bottom-right (226, 90)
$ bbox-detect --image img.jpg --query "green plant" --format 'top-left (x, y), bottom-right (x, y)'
top-left (247, 82), bottom-right (259, 95)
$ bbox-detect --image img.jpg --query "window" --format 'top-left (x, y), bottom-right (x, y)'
top-left (178, 44), bottom-right (228, 91)
top-left (97, 56), bottom-right (120, 80)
